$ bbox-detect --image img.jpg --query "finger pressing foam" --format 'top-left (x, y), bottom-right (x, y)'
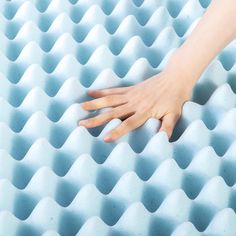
top-left (1, 0), bottom-right (236, 235)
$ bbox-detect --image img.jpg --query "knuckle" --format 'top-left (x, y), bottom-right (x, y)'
top-left (112, 107), bottom-right (125, 118)
top-left (164, 123), bottom-right (173, 131)
top-left (147, 108), bottom-right (156, 118)
top-left (123, 103), bottom-right (132, 111)
top-left (107, 111), bottom-right (116, 119)
top-left (82, 102), bottom-right (90, 109)
top-left (91, 102), bottom-right (98, 109)
top-left (89, 101), bottom-right (97, 108)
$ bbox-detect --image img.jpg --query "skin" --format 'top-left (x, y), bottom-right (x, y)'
top-left (79, 0), bottom-right (236, 142)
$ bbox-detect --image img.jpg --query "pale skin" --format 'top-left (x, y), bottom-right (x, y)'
top-left (79, 0), bottom-right (236, 142)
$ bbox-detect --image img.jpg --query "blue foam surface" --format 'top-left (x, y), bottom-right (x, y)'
top-left (1, 0), bottom-right (236, 235)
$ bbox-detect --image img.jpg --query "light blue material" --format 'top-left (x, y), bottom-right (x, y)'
top-left (0, 0), bottom-right (236, 235)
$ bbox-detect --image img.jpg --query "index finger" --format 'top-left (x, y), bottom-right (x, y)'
top-left (88, 86), bottom-right (131, 98)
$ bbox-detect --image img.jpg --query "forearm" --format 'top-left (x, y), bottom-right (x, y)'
top-left (169, 0), bottom-right (236, 87)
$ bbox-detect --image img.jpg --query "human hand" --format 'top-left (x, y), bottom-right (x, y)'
top-left (79, 62), bottom-right (194, 142)
top-left (79, 0), bottom-right (236, 143)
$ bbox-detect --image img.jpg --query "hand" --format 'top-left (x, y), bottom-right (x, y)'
top-left (79, 64), bottom-right (194, 142)
top-left (80, 0), bottom-right (236, 142)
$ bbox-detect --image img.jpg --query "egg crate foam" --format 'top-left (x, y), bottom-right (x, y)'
top-left (1, 0), bottom-right (236, 235)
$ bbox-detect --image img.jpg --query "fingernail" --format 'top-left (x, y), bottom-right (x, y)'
top-left (79, 120), bottom-right (86, 126)
top-left (88, 90), bottom-right (95, 94)
top-left (104, 135), bottom-right (112, 142)
top-left (80, 103), bottom-right (89, 111)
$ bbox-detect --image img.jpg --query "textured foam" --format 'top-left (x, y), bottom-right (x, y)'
top-left (1, 0), bottom-right (236, 235)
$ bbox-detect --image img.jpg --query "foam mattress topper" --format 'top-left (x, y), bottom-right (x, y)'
top-left (1, 0), bottom-right (236, 235)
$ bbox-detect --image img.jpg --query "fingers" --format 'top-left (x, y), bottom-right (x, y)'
top-left (81, 95), bottom-right (127, 110)
top-left (79, 106), bottom-right (132, 128)
top-left (104, 113), bottom-right (147, 142)
top-left (159, 112), bottom-right (180, 139)
top-left (88, 87), bottom-right (130, 98)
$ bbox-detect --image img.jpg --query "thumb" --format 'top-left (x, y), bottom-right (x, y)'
top-left (159, 112), bottom-right (180, 139)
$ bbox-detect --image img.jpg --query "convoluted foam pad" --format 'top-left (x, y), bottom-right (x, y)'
top-left (1, 0), bottom-right (236, 235)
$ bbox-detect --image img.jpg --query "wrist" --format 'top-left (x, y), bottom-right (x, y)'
top-left (159, 50), bottom-right (199, 102)
top-left (165, 49), bottom-right (201, 87)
